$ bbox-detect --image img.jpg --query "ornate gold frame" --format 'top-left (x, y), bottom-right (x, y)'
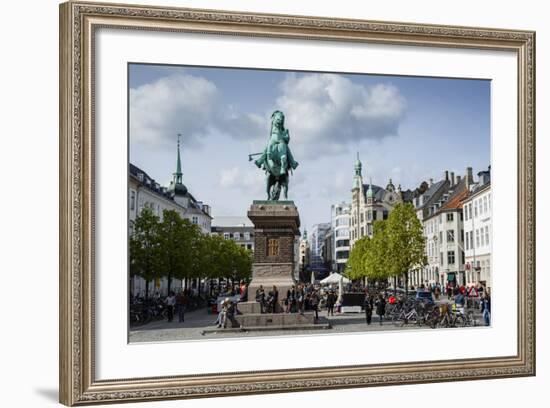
top-left (59, 1), bottom-right (536, 405)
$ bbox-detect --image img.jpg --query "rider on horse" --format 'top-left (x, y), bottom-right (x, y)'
top-left (254, 110), bottom-right (299, 176)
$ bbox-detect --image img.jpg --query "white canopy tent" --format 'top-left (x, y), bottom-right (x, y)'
top-left (320, 273), bottom-right (350, 285)
top-left (320, 273), bottom-right (350, 305)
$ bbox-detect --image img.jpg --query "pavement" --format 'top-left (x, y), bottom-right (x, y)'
top-left (129, 301), bottom-right (484, 343)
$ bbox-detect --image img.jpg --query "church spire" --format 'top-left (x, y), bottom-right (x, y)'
top-left (354, 152), bottom-right (362, 176)
top-left (367, 177), bottom-right (374, 198)
top-left (353, 152), bottom-right (363, 190)
top-left (174, 133), bottom-right (183, 185)
top-left (170, 134), bottom-right (187, 197)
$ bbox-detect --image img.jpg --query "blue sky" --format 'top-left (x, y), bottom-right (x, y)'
top-left (129, 63), bottom-right (490, 231)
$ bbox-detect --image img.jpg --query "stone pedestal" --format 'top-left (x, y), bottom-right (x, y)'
top-left (247, 200), bottom-right (300, 311)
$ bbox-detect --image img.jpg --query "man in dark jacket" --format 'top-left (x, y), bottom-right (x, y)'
top-left (375, 294), bottom-right (386, 326)
top-left (364, 292), bottom-right (373, 325)
top-left (326, 290), bottom-right (337, 316)
top-left (480, 293), bottom-right (491, 326)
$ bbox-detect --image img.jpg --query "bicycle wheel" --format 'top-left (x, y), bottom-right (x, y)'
top-left (454, 314), bottom-right (466, 327)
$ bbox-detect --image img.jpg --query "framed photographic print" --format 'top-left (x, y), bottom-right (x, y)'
top-left (59, 1), bottom-right (536, 405)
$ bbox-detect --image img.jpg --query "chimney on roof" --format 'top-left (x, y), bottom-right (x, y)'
top-left (466, 167), bottom-right (474, 188)
top-left (450, 172), bottom-right (455, 186)
top-left (444, 170), bottom-right (449, 182)
top-left (429, 178), bottom-right (434, 187)
top-left (456, 175), bottom-right (461, 185)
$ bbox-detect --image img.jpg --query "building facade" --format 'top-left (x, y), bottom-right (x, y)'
top-left (331, 202), bottom-right (351, 274)
top-left (411, 173), bottom-right (452, 286)
top-left (418, 168), bottom-right (474, 286)
top-left (129, 137), bottom-right (212, 297)
top-left (463, 167), bottom-right (492, 291)
top-left (350, 154), bottom-right (403, 246)
top-left (298, 230), bottom-right (311, 282)
top-left (309, 222), bottom-right (332, 280)
top-left (210, 216), bottom-right (254, 252)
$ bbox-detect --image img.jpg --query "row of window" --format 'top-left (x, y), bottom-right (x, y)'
top-left (464, 193), bottom-right (491, 221)
top-left (335, 218), bottom-right (350, 227)
top-left (439, 250), bottom-right (465, 266)
top-left (335, 229), bottom-right (349, 238)
top-left (222, 232), bottom-right (253, 241)
top-left (336, 251), bottom-right (349, 259)
top-left (351, 209), bottom-right (389, 226)
top-left (465, 225), bottom-right (491, 250)
top-left (336, 239), bottom-right (350, 248)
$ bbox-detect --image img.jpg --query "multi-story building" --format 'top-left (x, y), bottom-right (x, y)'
top-left (298, 230), bottom-right (311, 282)
top-left (331, 202), bottom-right (351, 274)
top-left (210, 216), bottom-right (254, 252)
top-left (411, 173), bottom-right (452, 286)
top-left (129, 137), bottom-right (212, 296)
top-left (463, 166), bottom-right (491, 291)
top-left (322, 229), bottom-right (335, 272)
top-left (419, 168), bottom-right (474, 286)
top-left (309, 222), bottom-right (332, 280)
top-left (350, 153), bottom-right (403, 246)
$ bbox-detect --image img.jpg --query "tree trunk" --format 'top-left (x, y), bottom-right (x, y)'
top-left (167, 273), bottom-right (172, 294)
top-left (145, 279), bottom-right (150, 300)
top-left (404, 271), bottom-right (409, 297)
top-left (393, 276), bottom-right (397, 295)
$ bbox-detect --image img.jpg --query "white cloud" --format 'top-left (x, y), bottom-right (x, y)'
top-left (130, 73), bottom-right (266, 150)
top-left (130, 73), bottom-right (218, 148)
top-left (130, 71), bottom-right (407, 163)
top-left (219, 166), bottom-right (264, 191)
top-left (276, 73), bottom-right (407, 158)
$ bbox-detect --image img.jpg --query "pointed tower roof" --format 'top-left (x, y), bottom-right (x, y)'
top-left (366, 177), bottom-right (374, 199)
top-left (170, 134), bottom-right (188, 196)
top-left (353, 152), bottom-right (363, 190)
top-left (354, 152), bottom-right (362, 176)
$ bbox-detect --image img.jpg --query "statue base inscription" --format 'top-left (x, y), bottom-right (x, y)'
top-left (246, 200), bottom-right (300, 311)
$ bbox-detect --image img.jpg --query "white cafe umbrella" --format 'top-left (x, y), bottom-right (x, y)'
top-left (320, 273), bottom-right (350, 285)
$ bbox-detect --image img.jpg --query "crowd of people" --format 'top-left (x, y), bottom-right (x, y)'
top-left (252, 283), bottom-right (340, 320)
top-left (132, 279), bottom-right (491, 329)
top-left (362, 281), bottom-right (491, 327)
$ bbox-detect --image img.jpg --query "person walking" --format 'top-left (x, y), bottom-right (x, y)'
top-left (480, 293), bottom-right (491, 326)
top-left (268, 285), bottom-right (279, 313)
top-left (326, 290), bottom-right (337, 316)
top-left (175, 291), bottom-right (187, 323)
top-left (364, 292), bottom-right (373, 325)
top-left (296, 284), bottom-right (305, 314)
top-left (165, 291), bottom-right (176, 322)
top-left (285, 285), bottom-right (296, 313)
top-left (239, 280), bottom-right (248, 302)
top-left (255, 285), bottom-right (266, 313)
top-left (375, 294), bottom-right (386, 326)
top-left (454, 290), bottom-right (466, 317)
top-left (310, 290), bottom-right (320, 321)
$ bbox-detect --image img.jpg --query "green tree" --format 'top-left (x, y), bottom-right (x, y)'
top-left (385, 202), bottom-right (426, 295)
top-left (129, 207), bottom-right (162, 299)
top-left (364, 220), bottom-right (392, 282)
top-left (157, 210), bottom-right (200, 293)
top-left (345, 236), bottom-right (370, 281)
top-left (345, 221), bottom-right (392, 285)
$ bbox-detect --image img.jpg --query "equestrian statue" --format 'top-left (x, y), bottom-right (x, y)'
top-left (249, 110), bottom-right (299, 200)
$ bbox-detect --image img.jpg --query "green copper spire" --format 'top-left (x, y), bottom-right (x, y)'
top-left (353, 152), bottom-right (363, 190)
top-left (354, 152), bottom-right (362, 176)
top-left (174, 134), bottom-right (183, 184)
top-left (367, 177), bottom-right (374, 198)
top-left (170, 134), bottom-right (187, 196)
